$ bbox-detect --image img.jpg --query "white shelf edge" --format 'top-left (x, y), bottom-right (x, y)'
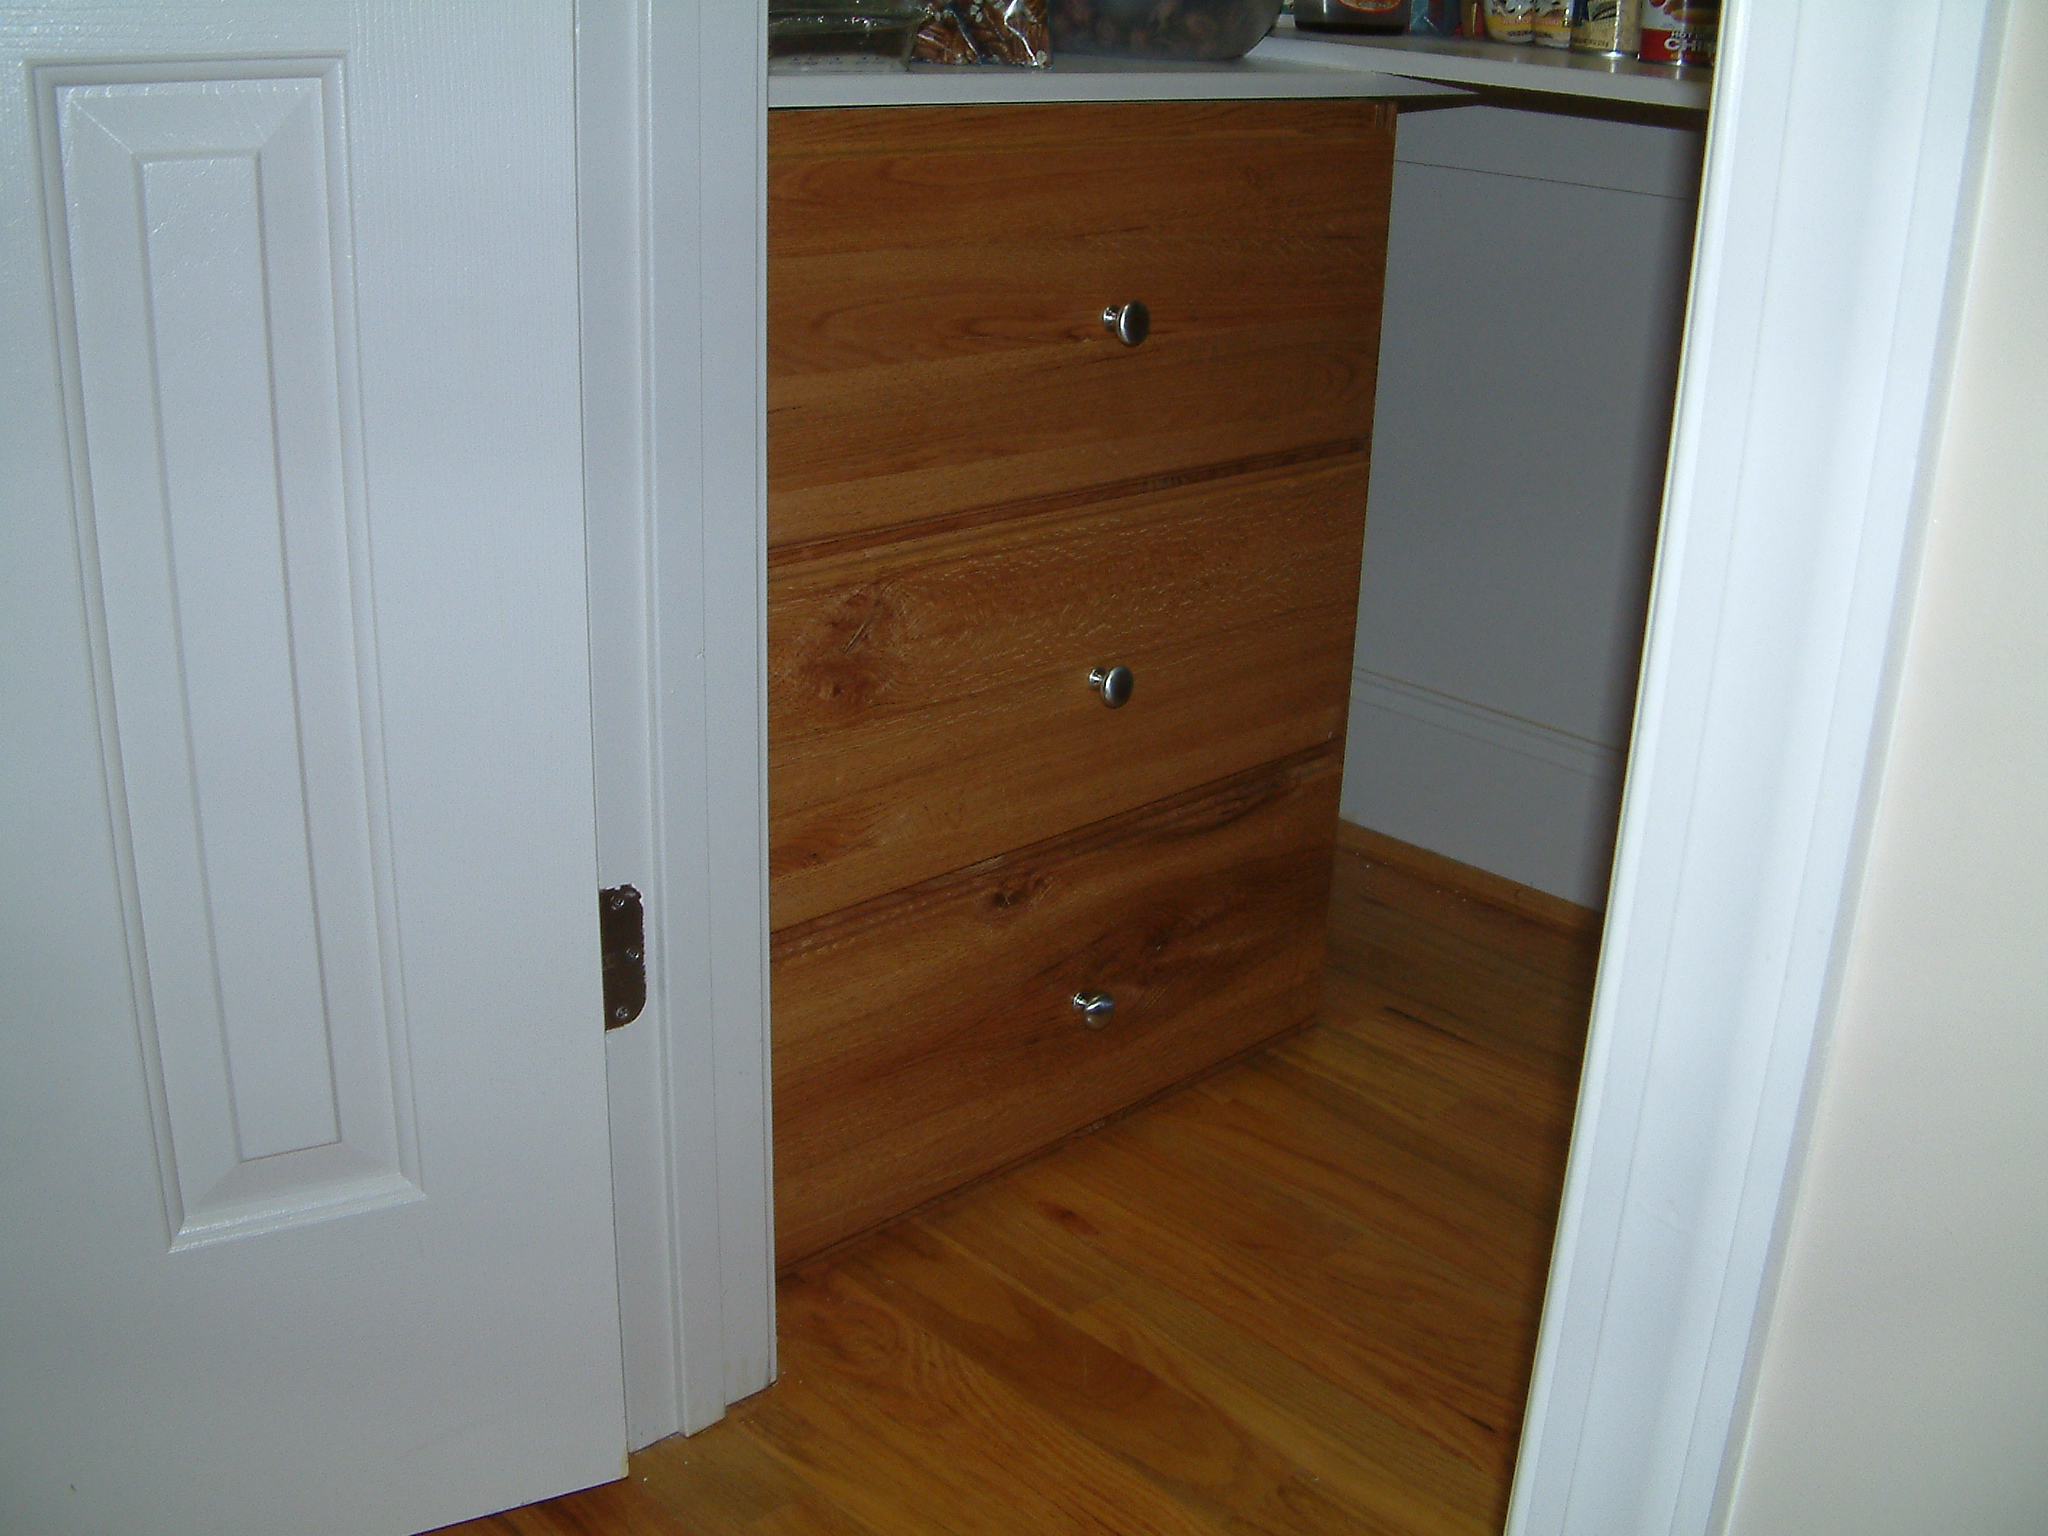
top-left (769, 53), bottom-right (1467, 110)
top-left (1257, 21), bottom-right (1712, 111)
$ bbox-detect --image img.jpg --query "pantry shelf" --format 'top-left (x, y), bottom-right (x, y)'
top-left (1254, 18), bottom-right (1713, 111)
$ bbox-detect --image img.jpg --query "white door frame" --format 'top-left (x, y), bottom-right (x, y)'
top-left (579, 0), bottom-right (774, 1446)
top-left (587, 4), bottom-right (2013, 1513)
top-left (1507, 3), bottom-right (2007, 1532)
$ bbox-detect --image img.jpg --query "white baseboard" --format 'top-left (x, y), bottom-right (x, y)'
top-left (1340, 669), bottom-right (1626, 910)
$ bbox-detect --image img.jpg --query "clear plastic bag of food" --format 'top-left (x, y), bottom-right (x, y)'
top-left (912, 0), bottom-right (1053, 65)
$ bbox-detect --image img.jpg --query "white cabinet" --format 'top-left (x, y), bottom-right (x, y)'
top-left (1345, 101), bottom-right (1705, 906)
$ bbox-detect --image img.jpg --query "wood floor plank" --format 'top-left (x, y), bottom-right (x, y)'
top-left (1264, 1033), bottom-right (1575, 1219)
top-left (1144, 1076), bottom-right (1555, 1306)
top-left (426, 1475), bottom-right (686, 1536)
top-left (1007, 1153), bottom-right (1519, 1482)
top-left (1329, 915), bottom-right (1589, 1072)
top-left (467, 830), bottom-right (1596, 1536)
top-left (913, 1171), bottom-right (1137, 1314)
top-left (1331, 857), bottom-right (1592, 992)
top-left (1274, 1032), bottom-right (1565, 1163)
top-left (1289, 975), bottom-right (1581, 1125)
top-left (910, 1197), bottom-right (1497, 1535)
top-left (1328, 833), bottom-right (1600, 988)
top-left (1060, 1118), bottom-right (1535, 1395)
top-left (634, 1404), bottom-right (887, 1536)
top-left (1072, 1286), bottom-right (1498, 1536)
top-left (734, 1264), bottom-right (1226, 1536)
top-left (842, 1222), bottom-right (1387, 1535)
top-left (747, 1504), bottom-right (888, 1536)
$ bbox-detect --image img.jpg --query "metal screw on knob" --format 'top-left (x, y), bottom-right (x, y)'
top-left (1102, 301), bottom-right (1149, 347)
top-left (1072, 990), bottom-right (1116, 1029)
top-left (1089, 664), bottom-right (1134, 708)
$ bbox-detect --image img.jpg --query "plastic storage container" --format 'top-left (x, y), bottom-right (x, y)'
top-left (1047, 0), bottom-right (1284, 60)
top-left (769, 0), bottom-right (926, 66)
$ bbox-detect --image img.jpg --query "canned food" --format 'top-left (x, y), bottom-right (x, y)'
top-left (1570, 0), bottom-right (1640, 54)
top-left (1293, 0), bottom-right (1409, 31)
top-left (1478, 0), bottom-right (1535, 43)
top-left (1639, 0), bottom-right (1717, 64)
top-left (1408, 0), bottom-right (1458, 35)
top-left (1533, 0), bottom-right (1573, 47)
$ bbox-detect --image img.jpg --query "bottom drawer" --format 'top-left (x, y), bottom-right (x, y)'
top-left (771, 748), bottom-right (1341, 1268)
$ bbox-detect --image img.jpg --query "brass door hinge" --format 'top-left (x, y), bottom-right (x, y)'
top-left (600, 884), bottom-right (645, 1030)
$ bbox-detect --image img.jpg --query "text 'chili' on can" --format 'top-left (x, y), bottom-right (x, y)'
top-left (1639, 0), bottom-right (1717, 65)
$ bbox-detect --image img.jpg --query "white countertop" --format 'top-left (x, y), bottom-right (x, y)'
top-left (769, 20), bottom-right (1711, 114)
top-left (769, 47), bottom-right (1464, 110)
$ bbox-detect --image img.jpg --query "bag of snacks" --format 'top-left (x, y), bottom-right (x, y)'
top-left (913, 0), bottom-right (1052, 64)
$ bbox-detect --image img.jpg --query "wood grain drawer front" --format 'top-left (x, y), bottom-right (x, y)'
top-left (768, 99), bottom-right (1395, 551)
top-left (772, 749), bottom-right (1341, 1268)
top-left (770, 454), bottom-right (1367, 931)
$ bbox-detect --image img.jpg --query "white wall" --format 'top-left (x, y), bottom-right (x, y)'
top-left (1724, 5), bottom-right (2047, 1529)
top-left (1342, 103), bottom-right (1701, 907)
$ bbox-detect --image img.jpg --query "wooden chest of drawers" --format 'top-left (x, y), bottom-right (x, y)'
top-left (769, 97), bottom-right (1395, 1267)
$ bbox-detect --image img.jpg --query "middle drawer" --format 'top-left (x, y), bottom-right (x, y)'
top-left (768, 453), bottom-right (1368, 930)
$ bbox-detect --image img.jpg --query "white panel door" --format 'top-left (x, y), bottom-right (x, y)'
top-left (0, 6), bottom-right (624, 1534)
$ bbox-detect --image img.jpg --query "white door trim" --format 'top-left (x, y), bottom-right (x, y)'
top-left (1506, 3), bottom-right (2007, 1532)
top-left (580, 0), bottom-right (774, 1447)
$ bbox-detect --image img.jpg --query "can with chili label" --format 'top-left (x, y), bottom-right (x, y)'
top-left (1639, 0), bottom-right (1716, 64)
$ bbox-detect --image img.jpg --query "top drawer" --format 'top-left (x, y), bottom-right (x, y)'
top-left (768, 98), bottom-right (1395, 552)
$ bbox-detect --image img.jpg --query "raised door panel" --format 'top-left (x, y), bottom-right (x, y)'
top-left (768, 98), bottom-right (1395, 549)
top-left (49, 68), bottom-right (416, 1247)
top-left (769, 455), bottom-right (1368, 929)
top-left (772, 749), bottom-right (1341, 1268)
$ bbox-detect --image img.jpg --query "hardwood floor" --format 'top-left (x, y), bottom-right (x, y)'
top-left (435, 829), bottom-right (1599, 1536)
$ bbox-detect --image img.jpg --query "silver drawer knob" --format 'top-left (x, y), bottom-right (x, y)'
top-left (1089, 664), bottom-right (1134, 708)
top-left (1072, 990), bottom-right (1116, 1028)
top-left (1102, 301), bottom-right (1149, 347)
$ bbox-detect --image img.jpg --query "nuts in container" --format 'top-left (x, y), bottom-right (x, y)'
top-left (913, 0), bottom-right (1052, 64)
top-left (1047, 0), bottom-right (1284, 60)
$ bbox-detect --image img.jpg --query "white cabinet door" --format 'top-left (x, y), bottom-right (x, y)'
top-left (0, 6), bottom-right (625, 1533)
